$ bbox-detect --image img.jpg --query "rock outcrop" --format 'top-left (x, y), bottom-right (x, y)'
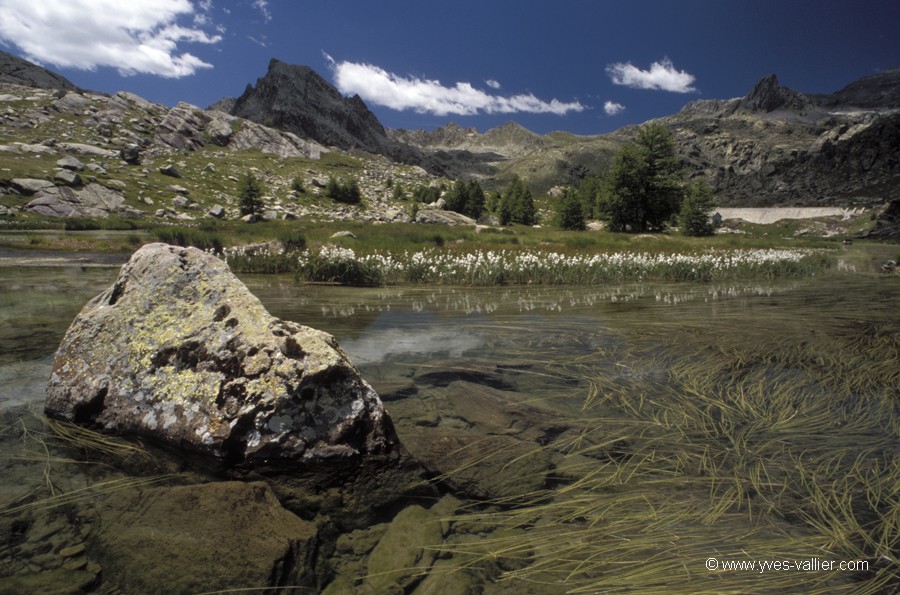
top-left (857, 198), bottom-right (900, 240)
top-left (414, 208), bottom-right (476, 226)
top-left (0, 49), bottom-right (77, 90)
top-left (25, 183), bottom-right (143, 218)
top-left (231, 59), bottom-right (390, 153)
top-left (153, 101), bottom-right (325, 159)
top-left (45, 243), bottom-right (401, 466)
top-left (814, 68), bottom-right (900, 110)
top-left (662, 72), bottom-right (900, 206)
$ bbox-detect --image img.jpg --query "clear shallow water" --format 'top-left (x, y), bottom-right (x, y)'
top-left (0, 250), bottom-right (897, 592)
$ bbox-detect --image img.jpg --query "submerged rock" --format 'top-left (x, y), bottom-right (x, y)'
top-left (90, 481), bottom-right (320, 593)
top-left (45, 243), bottom-right (400, 466)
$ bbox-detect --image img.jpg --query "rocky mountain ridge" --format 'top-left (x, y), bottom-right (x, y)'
top-left (380, 70), bottom-right (900, 205)
top-left (0, 75), bottom-right (433, 223)
top-left (662, 72), bottom-right (900, 205)
top-left (1, 49), bottom-right (898, 224)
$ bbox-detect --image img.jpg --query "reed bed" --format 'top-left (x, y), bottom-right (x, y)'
top-left (222, 244), bottom-right (832, 285)
top-left (430, 294), bottom-right (899, 593)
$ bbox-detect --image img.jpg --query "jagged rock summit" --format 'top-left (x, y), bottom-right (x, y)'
top-left (45, 243), bottom-right (400, 465)
top-left (739, 74), bottom-right (812, 113)
top-left (231, 58), bottom-right (390, 153)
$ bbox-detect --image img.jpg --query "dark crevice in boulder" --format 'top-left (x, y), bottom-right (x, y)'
top-left (72, 386), bottom-right (107, 425)
top-left (150, 341), bottom-right (208, 372)
top-left (279, 336), bottom-right (305, 359)
top-left (213, 304), bottom-right (231, 322)
top-left (221, 413), bottom-right (256, 465)
top-left (107, 280), bottom-right (126, 305)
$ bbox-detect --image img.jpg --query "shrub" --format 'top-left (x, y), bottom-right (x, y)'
top-left (412, 184), bottom-right (441, 203)
top-left (325, 176), bottom-right (362, 205)
top-left (277, 230), bottom-right (306, 252)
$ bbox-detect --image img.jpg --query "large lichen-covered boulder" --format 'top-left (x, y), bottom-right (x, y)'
top-left (45, 243), bottom-right (399, 465)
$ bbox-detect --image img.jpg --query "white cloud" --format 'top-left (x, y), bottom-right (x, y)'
top-left (330, 59), bottom-right (586, 117)
top-left (251, 0), bottom-right (271, 22)
top-left (485, 79), bottom-right (501, 89)
top-left (0, 0), bottom-right (222, 78)
top-left (248, 35), bottom-right (269, 49)
top-left (606, 58), bottom-right (697, 93)
top-left (604, 101), bottom-right (625, 116)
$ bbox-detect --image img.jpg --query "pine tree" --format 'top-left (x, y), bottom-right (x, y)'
top-left (464, 180), bottom-right (485, 220)
top-left (556, 187), bottom-right (586, 230)
top-left (576, 176), bottom-right (604, 219)
top-left (679, 181), bottom-right (717, 236)
top-left (444, 179), bottom-right (470, 214)
top-left (238, 172), bottom-right (264, 216)
top-left (500, 176), bottom-right (536, 225)
top-left (598, 123), bottom-right (684, 232)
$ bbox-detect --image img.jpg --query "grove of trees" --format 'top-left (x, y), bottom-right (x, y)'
top-left (568, 123), bottom-right (715, 235)
top-left (444, 179), bottom-right (486, 220)
top-left (499, 175), bottom-right (537, 225)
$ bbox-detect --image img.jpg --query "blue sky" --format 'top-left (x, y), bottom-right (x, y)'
top-left (1, 1), bottom-right (898, 135)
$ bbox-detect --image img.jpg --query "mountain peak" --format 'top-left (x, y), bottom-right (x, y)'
top-left (230, 59), bottom-right (388, 153)
top-left (740, 74), bottom-right (810, 113)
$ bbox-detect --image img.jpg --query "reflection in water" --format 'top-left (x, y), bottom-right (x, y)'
top-left (0, 271), bottom-right (808, 410)
top-left (338, 311), bottom-right (484, 365)
top-left (256, 281), bottom-right (803, 320)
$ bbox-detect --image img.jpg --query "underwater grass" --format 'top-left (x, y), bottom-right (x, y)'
top-left (426, 288), bottom-right (899, 593)
top-left (0, 410), bottom-right (175, 518)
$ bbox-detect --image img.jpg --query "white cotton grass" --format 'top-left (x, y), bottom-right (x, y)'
top-left (286, 246), bottom-right (829, 285)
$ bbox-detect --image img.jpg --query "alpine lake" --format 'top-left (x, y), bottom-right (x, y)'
top-left (0, 240), bottom-right (897, 594)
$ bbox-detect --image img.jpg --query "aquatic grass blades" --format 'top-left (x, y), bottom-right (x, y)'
top-left (428, 292), bottom-right (899, 592)
top-left (0, 409), bottom-right (173, 518)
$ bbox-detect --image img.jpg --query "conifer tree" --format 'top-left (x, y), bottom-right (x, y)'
top-left (679, 181), bottom-right (717, 236)
top-left (556, 187), bottom-right (587, 230)
top-left (500, 176), bottom-right (536, 225)
top-left (238, 172), bottom-right (264, 216)
top-left (598, 123), bottom-right (684, 232)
